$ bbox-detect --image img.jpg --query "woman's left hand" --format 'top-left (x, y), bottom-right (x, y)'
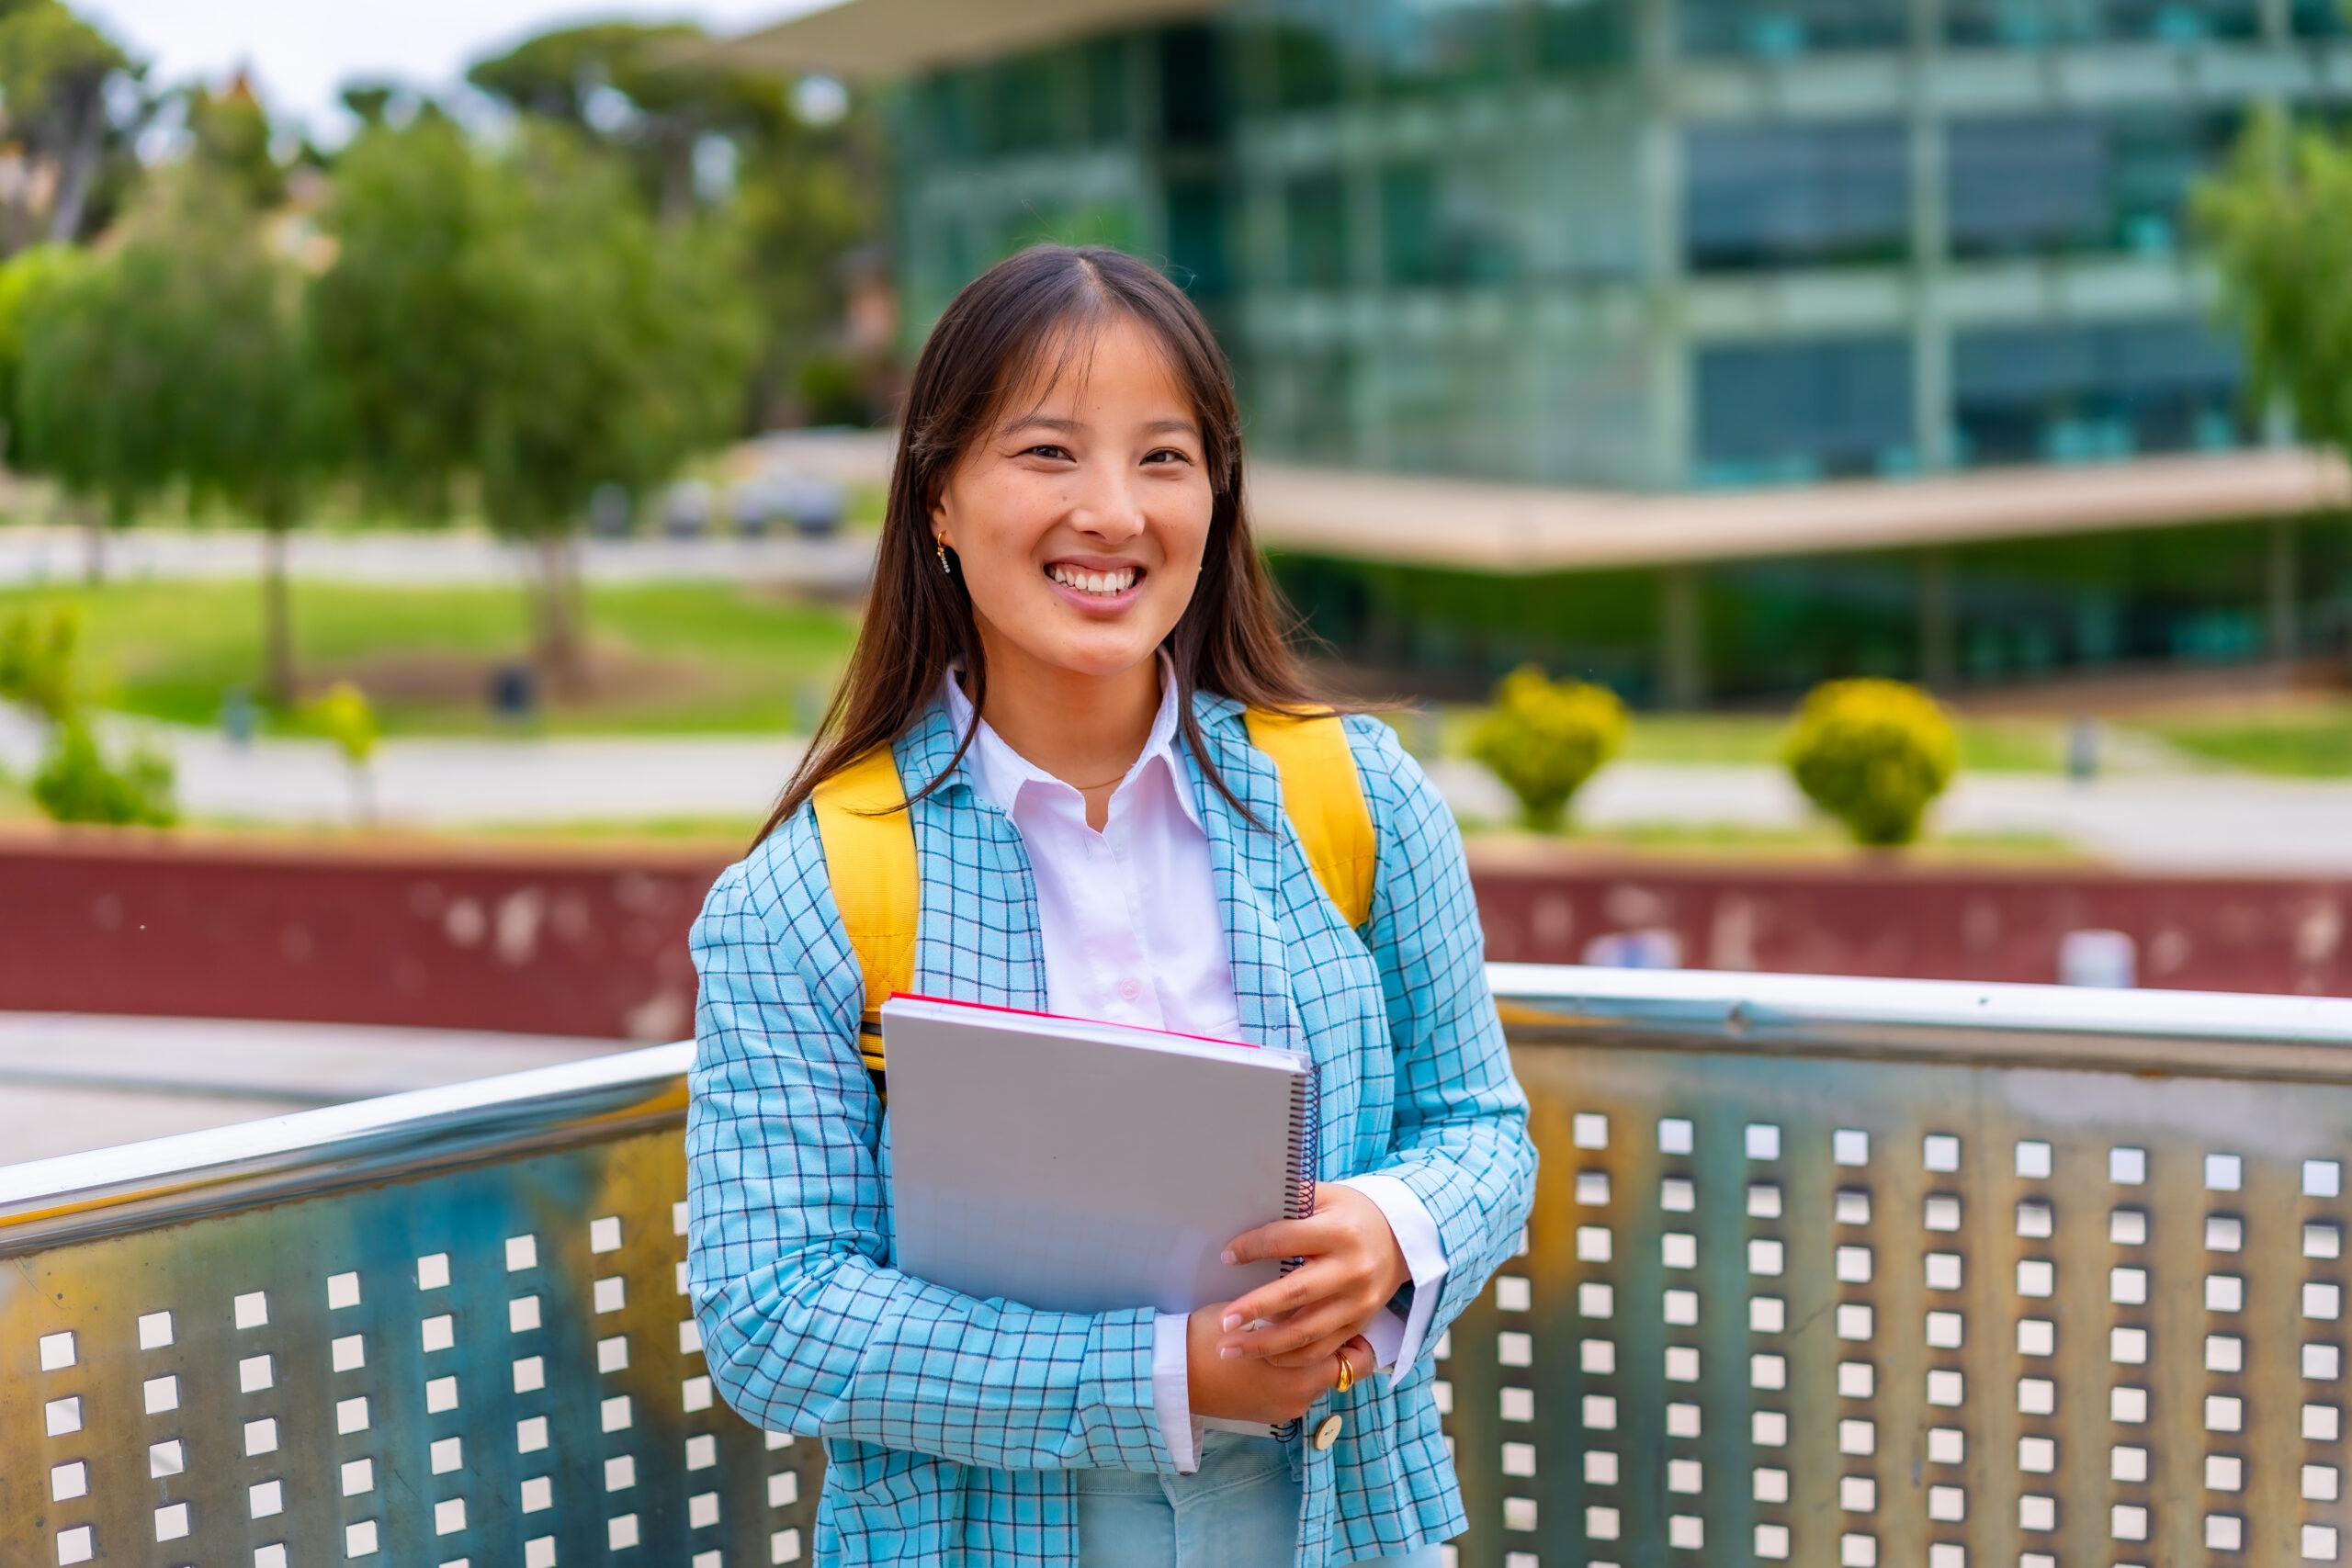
top-left (1214, 1183), bottom-right (1410, 1371)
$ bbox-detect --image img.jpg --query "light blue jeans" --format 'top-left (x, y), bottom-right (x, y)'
top-left (1074, 1428), bottom-right (1447, 1568)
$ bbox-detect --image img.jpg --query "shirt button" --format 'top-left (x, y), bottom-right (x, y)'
top-left (1312, 1415), bottom-right (1343, 1450)
top-left (1118, 977), bottom-right (1142, 1001)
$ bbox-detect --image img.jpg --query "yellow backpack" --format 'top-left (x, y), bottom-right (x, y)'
top-left (812, 707), bottom-right (1375, 1100)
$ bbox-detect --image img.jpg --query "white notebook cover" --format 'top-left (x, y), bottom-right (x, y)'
top-left (883, 993), bottom-right (1317, 1438)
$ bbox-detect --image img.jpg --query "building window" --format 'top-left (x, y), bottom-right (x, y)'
top-left (1258, 0), bottom-right (1352, 111)
top-left (1946, 0), bottom-right (2260, 44)
top-left (1947, 109), bottom-right (2241, 259)
top-left (1535, 0), bottom-right (1636, 70)
top-left (1684, 120), bottom-right (1910, 272)
top-left (2294, 0), bottom-right (2348, 32)
top-left (1370, 0), bottom-right (1515, 99)
top-left (1381, 153), bottom-right (1520, 286)
top-left (1681, 0), bottom-right (1907, 57)
top-left (1951, 318), bottom-right (2248, 468)
top-left (1695, 336), bottom-right (1917, 485)
top-left (1283, 173), bottom-right (1350, 289)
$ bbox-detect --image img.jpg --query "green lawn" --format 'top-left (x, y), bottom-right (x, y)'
top-left (1434, 705), bottom-right (2066, 773)
top-left (2144, 703), bottom-right (2352, 777)
top-left (0, 579), bottom-right (860, 739)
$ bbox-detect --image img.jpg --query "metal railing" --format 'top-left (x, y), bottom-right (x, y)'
top-left (7, 966), bottom-right (2352, 1567)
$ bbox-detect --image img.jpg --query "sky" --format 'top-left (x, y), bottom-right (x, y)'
top-left (76, 0), bottom-right (840, 141)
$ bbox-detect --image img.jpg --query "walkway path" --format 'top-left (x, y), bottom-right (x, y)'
top-left (6, 702), bottom-right (2347, 871)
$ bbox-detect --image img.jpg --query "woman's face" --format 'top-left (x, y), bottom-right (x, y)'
top-left (928, 313), bottom-right (1215, 688)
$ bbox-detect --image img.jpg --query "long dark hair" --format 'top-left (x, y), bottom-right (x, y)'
top-left (749, 243), bottom-right (1356, 853)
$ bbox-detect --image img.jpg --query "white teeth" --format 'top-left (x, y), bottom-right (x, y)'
top-left (1048, 564), bottom-right (1135, 595)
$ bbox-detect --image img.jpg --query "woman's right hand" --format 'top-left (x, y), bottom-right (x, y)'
top-left (1186, 1302), bottom-right (1373, 1425)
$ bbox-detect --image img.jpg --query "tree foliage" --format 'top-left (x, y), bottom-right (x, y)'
top-left (0, 0), bottom-right (148, 250)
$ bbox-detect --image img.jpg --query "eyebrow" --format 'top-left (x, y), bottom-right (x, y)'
top-left (1001, 414), bottom-right (1200, 440)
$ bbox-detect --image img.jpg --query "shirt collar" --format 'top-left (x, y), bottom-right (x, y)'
top-left (939, 648), bottom-right (1204, 831)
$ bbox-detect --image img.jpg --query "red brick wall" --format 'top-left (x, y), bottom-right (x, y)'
top-left (2, 829), bottom-right (2342, 1041)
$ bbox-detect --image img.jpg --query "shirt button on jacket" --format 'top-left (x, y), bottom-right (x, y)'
top-left (1313, 1414), bottom-right (1344, 1450)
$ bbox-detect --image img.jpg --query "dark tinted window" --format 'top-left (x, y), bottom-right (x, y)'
top-left (1695, 336), bottom-right (1917, 484)
top-left (1952, 318), bottom-right (2248, 467)
top-left (1682, 0), bottom-right (1905, 56)
top-left (1685, 120), bottom-right (1910, 271)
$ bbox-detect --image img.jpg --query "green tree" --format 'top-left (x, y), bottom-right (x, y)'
top-left (180, 72), bottom-right (288, 209)
top-left (1782, 678), bottom-right (1958, 848)
top-left (0, 0), bottom-right (149, 251)
top-left (314, 118), bottom-right (759, 689)
top-left (0, 242), bottom-right (85, 468)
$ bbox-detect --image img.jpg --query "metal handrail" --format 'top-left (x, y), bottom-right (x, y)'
top-left (8, 966), bottom-right (2350, 1251)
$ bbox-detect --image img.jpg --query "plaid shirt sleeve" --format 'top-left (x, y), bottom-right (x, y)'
top-left (1344, 714), bottom-right (1541, 1379)
top-left (684, 817), bottom-right (1179, 1474)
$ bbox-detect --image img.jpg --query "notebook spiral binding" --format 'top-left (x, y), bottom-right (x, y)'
top-left (1270, 1056), bottom-right (1320, 1443)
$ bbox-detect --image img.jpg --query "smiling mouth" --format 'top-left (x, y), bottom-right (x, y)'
top-left (1045, 562), bottom-right (1144, 597)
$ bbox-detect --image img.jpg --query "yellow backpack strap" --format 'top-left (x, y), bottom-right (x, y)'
top-left (809, 743), bottom-right (919, 1089)
top-left (1243, 707), bottom-right (1377, 929)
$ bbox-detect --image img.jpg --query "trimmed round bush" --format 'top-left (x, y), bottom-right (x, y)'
top-left (1467, 663), bottom-right (1628, 831)
top-left (1781, 678), bottom-right (1957, 847)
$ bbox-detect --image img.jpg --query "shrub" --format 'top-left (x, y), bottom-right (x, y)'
top-left (0, 602), bottom-right (81, 722)
top-left (1781, 678), bottom-right (1957, 847)
top-left (1466, 663), bottom-right (1628, 831)
top-left (31, 718), bottom-right (177, 827)
top-left (308, 680), bottom-right (379, 825)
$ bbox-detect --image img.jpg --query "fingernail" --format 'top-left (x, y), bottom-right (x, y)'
top-left (1221, 1313), bottom-right (1240, 1332)
top-left (1219, 1347), bottom-right (1239, 1359)
top-left (1220, 1248), bottom-right (1236, 1264)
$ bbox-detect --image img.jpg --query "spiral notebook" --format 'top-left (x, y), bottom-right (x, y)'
top-left (880, 992), bottom-right (1317, 1438)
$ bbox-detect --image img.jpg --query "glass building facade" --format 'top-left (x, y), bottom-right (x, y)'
top-left (874, 0), bottom-right (2351, 695)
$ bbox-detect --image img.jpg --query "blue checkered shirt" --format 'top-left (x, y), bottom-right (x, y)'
top-left (686, 685), bottom-right (1539, 1566)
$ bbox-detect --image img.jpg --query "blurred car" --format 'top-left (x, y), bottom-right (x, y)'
top-left (727, 477), bottom-right (783, 539)
top-left (661, 479), bottom-right (713, 539)
top-left (777, 472), bottom-right (845, 538)
top-left (587, 483), bottom-right (636, 539)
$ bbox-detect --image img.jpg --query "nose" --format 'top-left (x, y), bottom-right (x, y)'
top-left (1067, 457), bottom-right (1148, 543)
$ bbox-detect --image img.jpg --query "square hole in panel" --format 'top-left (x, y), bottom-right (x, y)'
top-left (2018, 1140), bottom-right (2052, 1179)
top-left (1755, 1467), bottom-right (1789, 1503)
top-left (1747, 1183), bottom-right (1782, 1219)
top-left (2312, 1282), bottom-right (2346, 1321)
top-left (1667, 1515), bottom-right (1702, 1549)
top-left (1927, 1311), bottom-right (1963, 1349)
top-left (1839, 1419), bottom-right (1875, 1456)
top-left (521, 1475), bottom-right (554, 1513)
top-left (56, 1526), bottom-right (92, 1566)
top-left (2016, 1201), bottom-right (2052, 1239)
top-left (2208, 1215), bottom-right (2245, 1253)
top-left (607, 1455), bottom-right (638, 1492)
top-left (1834, 1129), bottom-right (1870, 1167)
top-left (1662, 1232), bottom-right (1695, 1269)
top-left (43, 1395), bottom-right (80, 1436)
top-left (595, 1277), bottom-right (627, 1314)
top-left (611, 1515), bottom-right (641, 1551)
top-left (327, 1272), bottom-right (360, 1310)
top-left (1840, 1475), bottom-right (1877, 1512)
top-left (517, 1416), bottom-right (549, 1454)
top-left (1749, 1239), bottom-right (1784, 1277)
top-left (245, 1416), bottom-right (277, 1456)
top-left (1585, 1506), bottom-right (1620, 1541)
top-left (1663, 1289), bottom-right (1698, 1326)
top-left (1494, 1274), bottom-right (1532, 1313)
top-left (2207, 1154), bottom-right (2243, 1191)
top-left (343, 1458), bottom-right (375, 1497)
top-left (2019, 1495), bottom-right (2056, 1532)
top-left (1754, 1410), bottom-right (1788, 1447)
top-left (241, 1353), bottom-right (274, 1393)
top-left (1751, 1353), bottom-right (1786, 1391)
top-left (1838, 1361), bottom-right (1875, 1399)
top-left (686, 1433), bottom-right (719, 1471)
top-left (149, 1439), bottom-right (184, 1479)
top-left (2111, 1209), bottom-right (2148, 1246)
top-left (591, 1215), bottom-right (624, 1252)
top-left (605, 1394), bottom-right (636, 1432)
top-left (2018, 1319), bottom-right (2055, 1357)
top-left (1747, 1124), bottom-right (1781, 1161)
top-left (1658, 1117), bottom-right (1693, 1155)
top-left (1571, 1112), bottom-right (1608, 1150)
top-left (1582, 1394), bottom-right (1618, 1431)
top-left (2018, 1260), bottom-right (2053, 1297)
top-left (1505, 1497), bottom-right (1540, 1532)
top-left (2113, 1385), bottom-right (2150, 1423)
top-left (2308, 1161), bottom-right (2343, 1199)
top-left (2310, 1224), bottom-right (2343, 1260)
top-left (2210, 1276), bottom-right (2245, 1313)
top-left (1928, 1427), bottom-right (1965, 1464)
top-left (1581, 1338), bottom-right (1615, 1374)
top-left (1838, 1247), bottom-right (1873, 1284)
top-left (2308, 1343), bottom-right (2342, 1381)
top-left (1751, 1297), bottom-right (1786, 1334)
top-left (1577, 1226), bottom-right (1612, 1264)
top-left (1757, 1525), bottom-right (1791, 1561)
top-left (677, 1259), bottom-right (689, 1295)
top-left (513, 1357), bottom-right (546, 1394)
top-left (235, 1291), bottom-right (269, 1330)
top-left (51, 1461), bottom-right (87, 1501)
top-left (431, 1438), bottom-right (462, 1476)
top-left (144, 1374), bottom-right (179, 1415)
top-left (336, 1395), bottom-right (369, 1434)
top-left (2113, 1503), bottom-right (2149, 1542)
top-left (1500, 1387), bottom-right (1534, 1423)
top-left (1498, 1331), bottom-right (1533, 1368)
top-left (2208, 1454), bottom-right (2244, 1492)
top-left (598, 1336), bottom-right (630, 1374)
top-left (2112, 1267), bottom-right (2149, 1305)
top-left (345, 1520), bottom-right (379, 1558)
top-left (1836, 1190), bottom-right (1871, 1226)
top-left (426, 1375), bottom-right (459, 1414)
top-left (1929, 1485), bottom-right (1965, 1522)
top-left (2113, 1444), bottom-right (2148, 1483)
top-left (1839, 1533), bottom-right (1877, 1567)
top-left (2312, 1404), bottom-right (2344, 1441)
top-left (1926, 1253), bottom-right (1962, 1291)
top-left (1659, 1176), bottom-right (1692, 1213)
top-left (436, 1498), bottom-right (466, 1536)
top-left (2304, 1524), bottom-right (2339, 1562)
top-left (415, 1253), bottom-right (450, 1291)
top-left (1925, 1195), bottom-right (1962, 1232)
top-left (1578, 1282), bottom-right (1613, 1319)
top-left (2207, 1335), bottom-right (2245, 1373)
top-left (527, 1540), bottom-right (558, 1568)
top-left (155, 1502), bottom-right (190, 1542)
top-left (251, 1479), bottom-right (284, 1518)
top-left (332, 1336), bottom-right (364, 1373)
top-left (1667, 1402), bottom-right (1702, 1438)
top-left (1575, 1170), bottom-right (1611, 1207)
top-left (1924, 1134), bottom-right (1961, 1171)
top-left (510, 1295), bottom-right (541, 1334)
top-left (2111, 1148), bottom-right (2147, 1185)
top-left (2112, 1326), bottom-right (2149, 1364)
top-left (1928, 1369), bottom-right (1965, 1406)
top-left (1665, 1347), bottom-right (1701, 1383)
top-left (138, 1310), bottom-right (173, 1349)
top-left (680, 1318), bottom-right (704, 1355)
top-left (2207, 1394), bottom-right (2245, 1433)
top-left (1838, 1304), bottom-right (1873, 1341)
top-left (2020, 1436), bottom-right (2056, 1473)
top-left (423, 1314), bottom-right (455, 1354)
top-left (1503, 1442), bottom-right (1540, 1481)
top-left (2018, 1378), bottom-right (2054, 1416)
top-left (2305, 1463), bottom-right (2341, 1502)
top-left (39, 1331), bottom-right (74, 1371)
top-left (1585, 1450), bottom-right (1619, 1484)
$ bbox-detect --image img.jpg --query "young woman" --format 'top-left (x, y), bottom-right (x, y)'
top-left (686, 243), bottom-right (1538, 1568)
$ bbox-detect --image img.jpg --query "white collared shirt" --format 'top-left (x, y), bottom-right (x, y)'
top-left (939, 652), bottom-right (1445, 1473)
